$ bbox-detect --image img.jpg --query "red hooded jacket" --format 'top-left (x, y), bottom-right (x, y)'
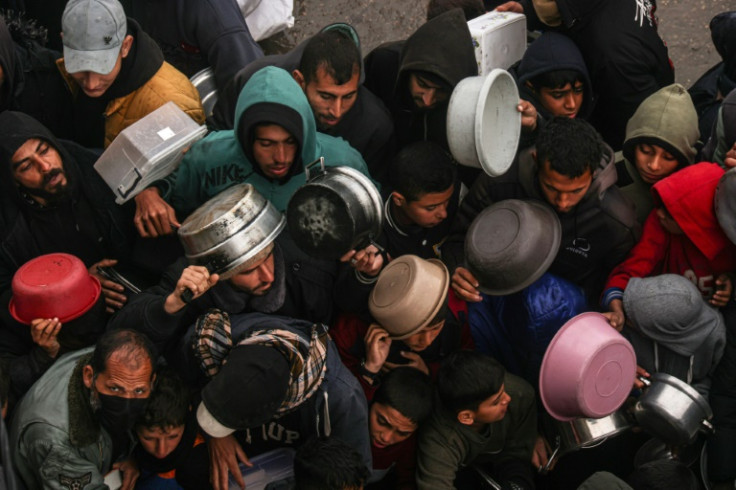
top-left (602, 163), bottom-right (736, 305)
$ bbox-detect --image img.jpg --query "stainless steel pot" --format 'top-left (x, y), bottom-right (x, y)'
top-left (540, 409), bottom-right (634, 473)
top-left (287, 158), bottom-right (383, 259)
top-left (189, 67), bottom-right (218, 120)
top-left (178, 183), bottom-right (285, 279)
top-left (634, 373), bottom-right (714, 446)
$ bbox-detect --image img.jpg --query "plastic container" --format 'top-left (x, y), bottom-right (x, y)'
top-left (539, 312), bottom-right (637, 421)
top-left (9, 253), bottom-right (101, 324)
top-left (94, 101), bottom-right (207, 203)
top-left (467, 11), bottom-right (527, 76)
top-left (446, 69), bottom-right (520, 176)
top-left (228, 448), bottom-right (295, 490)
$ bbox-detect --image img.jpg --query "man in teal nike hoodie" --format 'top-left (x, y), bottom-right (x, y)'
top-left (134, 66), bottom-right (371, 236)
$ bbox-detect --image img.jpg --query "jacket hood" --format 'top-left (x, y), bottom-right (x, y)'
top-left (711, 11), bottom-right (736, 83)
top-left (398, 9), bottom-right (477, 92)
top-left (653, 162), bottom-right (728, 260)
top-left (233, 66), bottom-right (316, 180)
top-left (0, 17), bottom-right (21, 112)
top-left (0, 111), bottom-right (78, 211)
top-left (624, 274), bottom-right (723, 357)
top-left (516, 31), bottom-right (594, 120)
top-left (519, 142), bottom-right (618, 210)
top-left (623, 84), bottom-right (699, 167)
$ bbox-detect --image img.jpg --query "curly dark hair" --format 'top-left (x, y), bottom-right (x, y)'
top-left (536, 116), bottom-right (603, 178)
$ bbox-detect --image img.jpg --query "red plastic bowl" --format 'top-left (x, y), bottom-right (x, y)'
top-left (539, 312), bottom-right (637, 421)
top-left (9, 253), bottom-right (101, 324)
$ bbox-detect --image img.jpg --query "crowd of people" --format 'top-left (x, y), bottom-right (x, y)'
top-left (0, 0), bottom-right (735, 489)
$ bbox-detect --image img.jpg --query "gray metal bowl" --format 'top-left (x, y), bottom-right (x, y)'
top-left (465, 199), bottom-right (561, 295)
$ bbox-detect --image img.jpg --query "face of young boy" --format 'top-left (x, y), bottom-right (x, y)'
top-left (393, 186), bottom-right (454, 228)
top-left (471, 384), bottom-right (511, 426)
top-left (136, 424), bottom-right (186, 459)
top-left (369, 402), bottom-right (418, 448)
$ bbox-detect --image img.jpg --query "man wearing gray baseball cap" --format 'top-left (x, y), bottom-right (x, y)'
top-left (57, 0), bottom-right (204, 148)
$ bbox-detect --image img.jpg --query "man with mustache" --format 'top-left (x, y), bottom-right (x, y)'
top-left (0, 111), bottom-right (137, 311)
top-left (11, 329), bottom-right (157, 490)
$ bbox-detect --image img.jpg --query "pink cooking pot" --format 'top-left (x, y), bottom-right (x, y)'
top-left (9, 253), bottom-right (101, 324)
top-left (539, 312), bottom-right (637, 421)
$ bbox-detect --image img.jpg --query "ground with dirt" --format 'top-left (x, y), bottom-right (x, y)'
top-left (260, 0), bottom-right (733, 89)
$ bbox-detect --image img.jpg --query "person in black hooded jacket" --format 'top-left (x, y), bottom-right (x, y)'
top-left (498, 0), bottom-right (673, 150)
top-left (0, 111), bottom-right (136, 305)
top-left (363, 8), bottom-right (478, 153)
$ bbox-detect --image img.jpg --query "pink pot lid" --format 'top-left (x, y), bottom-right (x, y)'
top-left (539, 312), bottom-right (637, 421)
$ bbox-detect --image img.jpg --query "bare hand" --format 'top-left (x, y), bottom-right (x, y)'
top-left (634, 365), bottom-right (650, 390)
top-left (209, 435), bottom-right (251, 490)
top-left (451, 267), bottom-right (482, 302)
top-left (164, 266), bottom-right (220, 314)
top-left (89, 259), bottom-right (127, 313)
top-left (724, 142), bottom-right (736, 169)
top-left (113, 458), bottom-right (140, 490)
top-left (495, 1), bottom-right (523, 13)
top-left (341, 245), bottom-right (385, 277)
top-left (133, 187), bottom-right (180, 238)
top-left (710, 274), bottom-right (733, 307)
top-left (385, 351), bottom-right (430, 375)
top-left (531, 435), bottom-right (554, 473)
top-left (364, 323), bottom-right (392, 373)
top-left (518, 99), bottom-right (538, 132)
top-left (602, 299), bottom-right (625, 331)
top-left (30, 318), bottom-right (61, 358)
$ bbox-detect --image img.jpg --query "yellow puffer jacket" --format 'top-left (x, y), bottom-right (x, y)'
top-left (57, 59), bottom-right (205, 148)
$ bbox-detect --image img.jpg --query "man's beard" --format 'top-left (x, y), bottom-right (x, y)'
top-left (19, 169), bottom-right (69, 204)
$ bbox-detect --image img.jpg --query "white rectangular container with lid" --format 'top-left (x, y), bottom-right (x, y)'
top-left (467, 11), bottom-right (527, 76)
top-left (94, 101), bottom-right (208, 204)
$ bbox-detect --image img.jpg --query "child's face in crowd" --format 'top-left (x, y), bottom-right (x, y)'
top-left (634, 143), bottom-right (679, 184)
top-left (408, 73), bottom-right (449, 110)
top-left (467, 384), bottom-right (511, 427)
top-left (136, 424), bottom-right (186, 459)
top-left (403, 320), bottom-right (445, 352)
top-left (229, 252), bottom-right (275, 296)
top-left (393, 186), bottom-right (454, 228)
top-left (536, 81), bottom-right (584, 119)
top-left (369, 402), bottom-right (417, 448)
top-left (656, 207), bottom-right (684, 235)
top-left (537, 160), bottom-right (593, 214)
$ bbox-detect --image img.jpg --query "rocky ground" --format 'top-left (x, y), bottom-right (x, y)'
top-left (260, 0), bottom-right (733, 88)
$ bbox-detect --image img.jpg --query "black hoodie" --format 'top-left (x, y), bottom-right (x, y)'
top-left (0, 111), bottom-right (135, 291)
top-left (363, 8), bottom-right (477, 151)
top-left (518, 0), bottom-right (673, 150)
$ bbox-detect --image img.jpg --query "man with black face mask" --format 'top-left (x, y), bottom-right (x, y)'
top-left (11, 329), bottom-right (157, 490)
top-left (0, 111), bottom-right (138, 313)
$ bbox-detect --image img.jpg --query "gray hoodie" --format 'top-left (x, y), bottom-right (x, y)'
top-left (623, 274), bottom-right (726, 397)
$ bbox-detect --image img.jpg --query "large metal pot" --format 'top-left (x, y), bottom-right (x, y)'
top-left (634, 373), bottom-right (714, 446)
top-left (287, 158), bottom-right (382, 259)
top-left (539, 409), bottom-right (634, 472)
top-left (189, 67), bottom-right (218, 120)
top-left (178, 184), bottom-right (285, 279)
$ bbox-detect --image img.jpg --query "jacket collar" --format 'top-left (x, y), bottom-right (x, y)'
top-left (67, 353), bottom-right (101, 447)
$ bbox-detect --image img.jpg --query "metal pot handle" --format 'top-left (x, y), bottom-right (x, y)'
top-left (581, 436), bottom-right (609, 449)
top-left (638, 376), bottom-right (652, 388)
top-left (539, 436), bottom-right (561, 475)
top-left (701, 419), bottom-right (715, 434)
top-left (304, 157), bottom-right (325, 181)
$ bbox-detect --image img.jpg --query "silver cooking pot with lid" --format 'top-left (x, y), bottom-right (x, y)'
top-left (287, 157), bottom-right (383, 259)
top-left (178, 183), bottom-right (285, 279)
top-left (634, 373), bottom-right (714, 446)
